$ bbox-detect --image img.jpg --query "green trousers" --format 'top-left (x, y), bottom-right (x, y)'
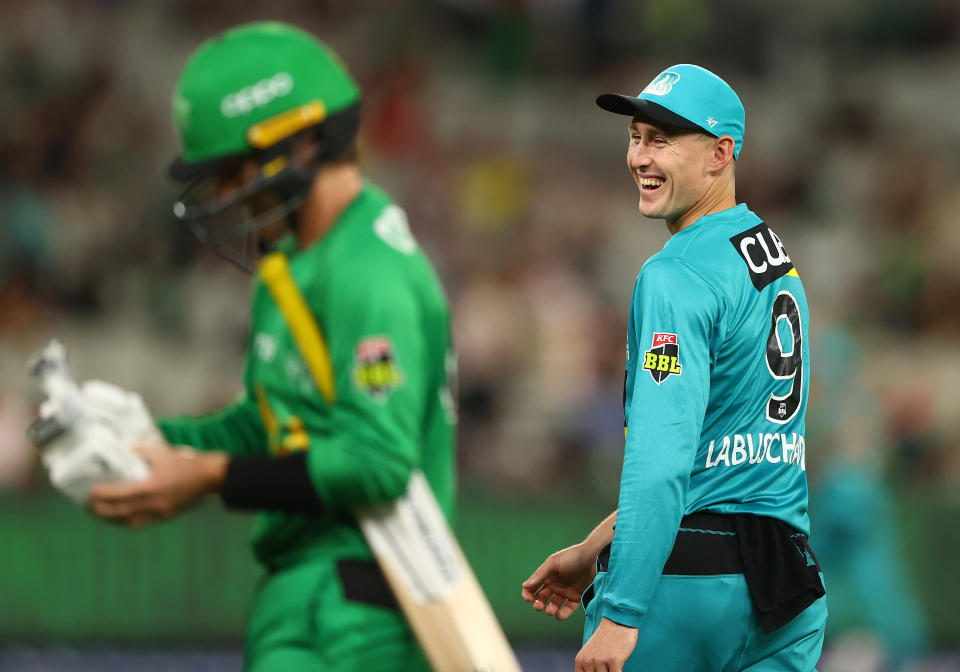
top-left (244, 558), bottom-right (430, 672)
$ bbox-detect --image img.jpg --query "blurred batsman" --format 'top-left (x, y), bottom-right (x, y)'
top-left (522, 65), bottom-right (827, 671)
top-left (32, 21), bottom-right (463, 671)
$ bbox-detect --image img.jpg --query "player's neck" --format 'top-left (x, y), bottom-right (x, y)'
top-left (297, 163), bottom-right (364, 248)
top-left (667, 178), bottom-right (736, 236)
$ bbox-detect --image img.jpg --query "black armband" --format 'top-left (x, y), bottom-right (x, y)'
top-left (221, 452), bottom-right (324, 514)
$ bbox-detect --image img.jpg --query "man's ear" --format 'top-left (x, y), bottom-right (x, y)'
top-left (710, 136), bottom-right (735, 172)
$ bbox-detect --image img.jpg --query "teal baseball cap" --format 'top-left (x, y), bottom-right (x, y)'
top-left (597, 64), bottom-right (745, 158)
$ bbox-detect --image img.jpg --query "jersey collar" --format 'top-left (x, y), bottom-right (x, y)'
top-left (673, 203), bottom-right (758, 237)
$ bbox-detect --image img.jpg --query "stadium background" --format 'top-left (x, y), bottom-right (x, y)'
top-left (1, 1), bottom-right (959, 670)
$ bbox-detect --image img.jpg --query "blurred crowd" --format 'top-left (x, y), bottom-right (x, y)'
top-left (3, 1), bottom-right (960, 481)
top-left (3, 0), bottom-right (958, 489)
top-left (1, 0), bottom-right (959, 660)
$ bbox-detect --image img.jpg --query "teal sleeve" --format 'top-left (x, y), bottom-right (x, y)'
top-left (157, 393), bottom-right (268, 457)
top-left (599, 259), bottom-right (722, 628)
top-left (303, 269), bottom-right (426, 514)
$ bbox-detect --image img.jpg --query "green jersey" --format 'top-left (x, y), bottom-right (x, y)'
top-left (158, 183), bottom-right (457, 568)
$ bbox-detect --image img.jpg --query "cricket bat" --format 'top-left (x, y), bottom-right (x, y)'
top-left (259, 252), bottom-right (522, 672)
top-left (359, 471), bottom-right (522, 672)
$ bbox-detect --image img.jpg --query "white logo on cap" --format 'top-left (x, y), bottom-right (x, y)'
top-left (642, 72), bottom-right (680, 96)
top-left (706, 116), bottom-right (718, 128)
top-left (220, 72), bottom-right (294, 118)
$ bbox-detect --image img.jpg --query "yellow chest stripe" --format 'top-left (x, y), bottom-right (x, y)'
top-left (253, 382), bottom-right (280, 439)
top-left (258, 252), bottom-right (337, 403)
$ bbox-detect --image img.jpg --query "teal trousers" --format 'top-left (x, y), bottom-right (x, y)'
top-left (584, 572), bottom-right (827, 671)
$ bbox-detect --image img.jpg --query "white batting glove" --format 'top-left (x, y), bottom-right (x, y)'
top-left (30, 385), bottom-right (155, 507)
top-left (79, 380), bottom-right (162, 445)
top-left (38, 418), bottom-right (151, 507)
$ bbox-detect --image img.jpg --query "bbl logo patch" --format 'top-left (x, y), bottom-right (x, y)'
top-left (642, 332), bottom-right (683, 384)
top-left (352, 336), bottom-right (404, 402)
top-left (641, 71), bottom-right (680, 96)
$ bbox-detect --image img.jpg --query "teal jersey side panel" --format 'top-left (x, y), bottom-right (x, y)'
top-left (687, 208), bottom-right (810, 531)
top-left (601, 204), bottom-right (812, 627)
top-left (687, 206), bottom-right (811, 534)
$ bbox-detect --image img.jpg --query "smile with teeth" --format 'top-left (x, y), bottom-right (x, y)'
top-left (638, 176), bottom-right (665, 191)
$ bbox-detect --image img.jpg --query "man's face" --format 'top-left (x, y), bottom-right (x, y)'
top-left (215, 157), bottom-right (291, 255)
top-left (626, 119), bottom-right (715, 223)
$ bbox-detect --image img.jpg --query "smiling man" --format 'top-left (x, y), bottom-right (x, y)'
top-left (522, 64), bottom-right (827, 671)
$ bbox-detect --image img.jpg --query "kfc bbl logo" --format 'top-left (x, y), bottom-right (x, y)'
top-left (642, 332), bottom-right (683, 384)
top-left (352, 336), bottom-right (404, 402)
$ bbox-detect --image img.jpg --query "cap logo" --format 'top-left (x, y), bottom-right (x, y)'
top-left (641, 71), bottom-right (680, 97)
top-left (220, 72), bottom-right (294, 119)
top-left (706, 116), bottom-right (718, 128)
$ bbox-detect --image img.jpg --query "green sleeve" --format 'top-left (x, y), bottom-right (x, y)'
top-left (157, 393), bottom-right (268, 457)
top-left (303, 268), bottom-right (427, 514)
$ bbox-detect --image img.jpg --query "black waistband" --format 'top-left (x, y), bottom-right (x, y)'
top-left (596, 512), bottom-right (747, 576)
top-left (590, 512), bottom-right (823, 633)
top-left (336, 559), bottom-right (399, 611)
top-left (262, 557), bottom-right (399, 612)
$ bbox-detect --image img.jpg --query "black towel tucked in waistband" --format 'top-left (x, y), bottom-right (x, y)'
top-left (584, 512), bottom-right (824, 633)
top-left (732, 514), bottom-right (824, 633)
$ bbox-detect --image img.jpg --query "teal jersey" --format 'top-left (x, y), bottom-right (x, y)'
top-left (600, 204), bottom-right (812, 628)
top-left (159, 182), bottom-right (457, 568)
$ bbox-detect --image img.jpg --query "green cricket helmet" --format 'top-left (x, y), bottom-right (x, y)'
top-left (168, 21), bottom-right (361, 272)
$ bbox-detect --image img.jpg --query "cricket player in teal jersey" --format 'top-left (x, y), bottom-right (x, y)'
top-left (522, 65), bottom-right (827, 671)
top-left (87, 22), bottom-right (454, 671)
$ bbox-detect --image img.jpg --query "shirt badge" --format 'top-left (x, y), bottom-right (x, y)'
top-left (642, 332), bottom-right (682, 384)
top-left (352, 336), bottom-right (404, 402)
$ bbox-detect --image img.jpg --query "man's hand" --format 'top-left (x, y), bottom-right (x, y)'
top-left (90, 443), bottom-right (228, 528)
top-left (575, 618), bottom-right (638, 672)
top-left (521, 542), bottom-right (597, 621)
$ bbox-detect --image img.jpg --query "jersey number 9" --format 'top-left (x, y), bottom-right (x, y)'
top-left (765, 291), bottom-right (803, 424)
